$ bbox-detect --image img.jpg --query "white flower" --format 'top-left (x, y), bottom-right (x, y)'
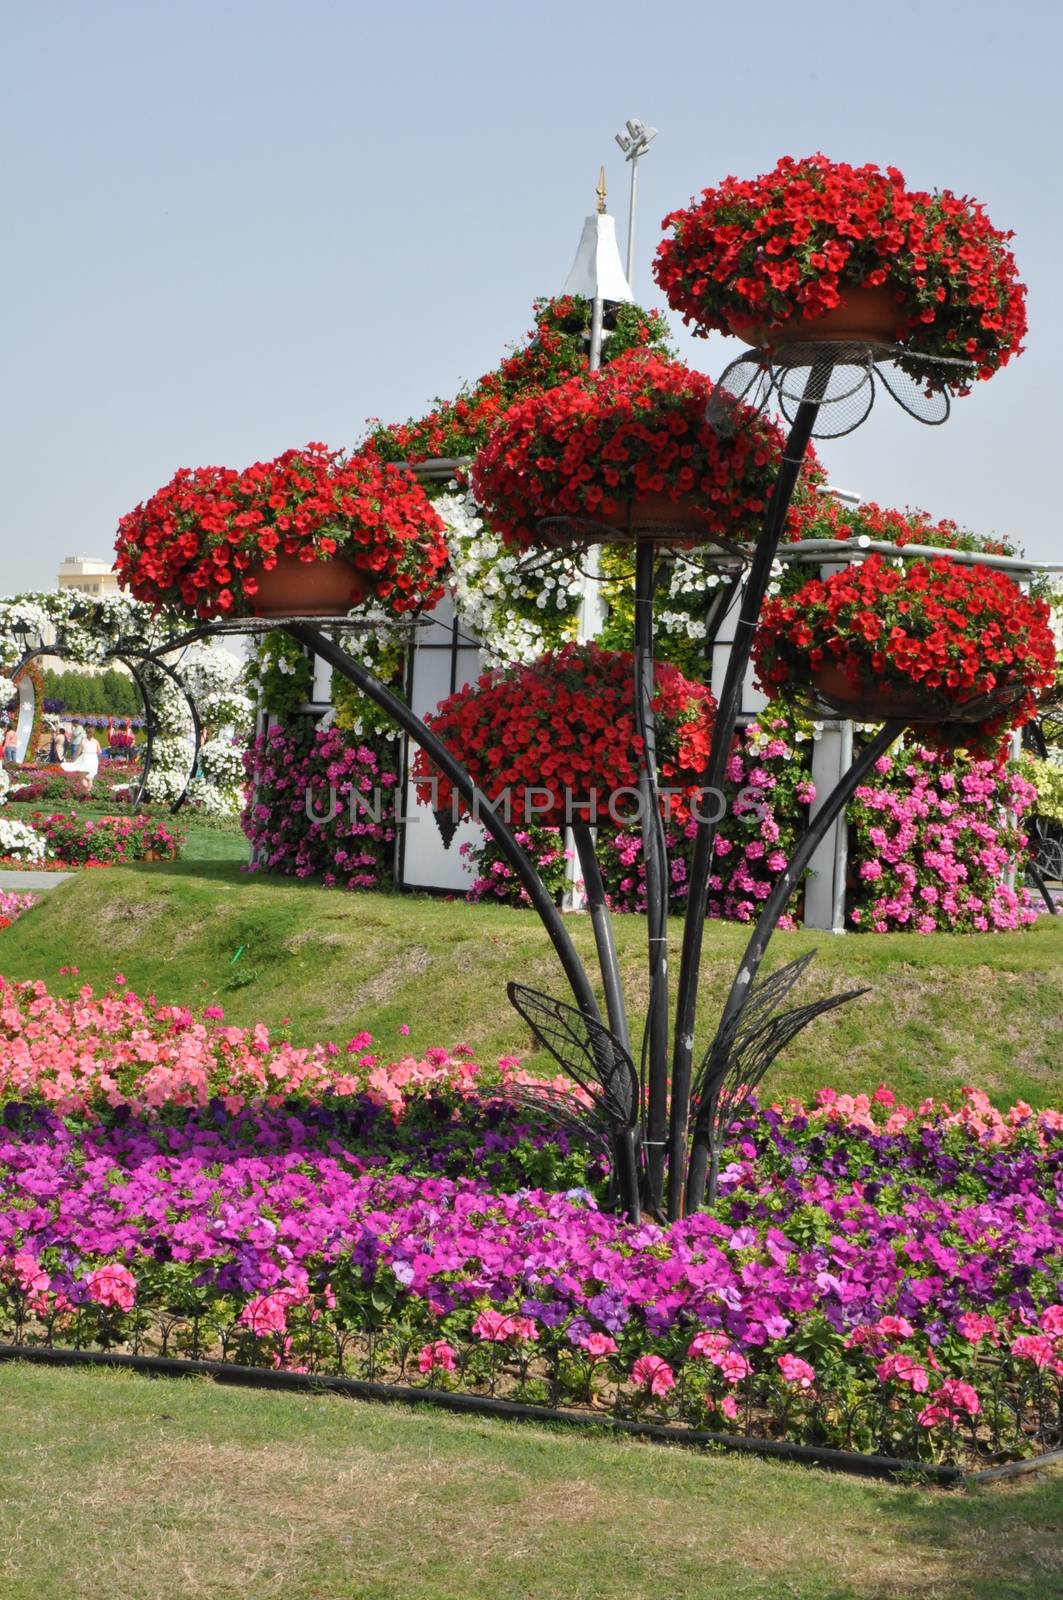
top-left (0, 818), bottom-right (46, 863)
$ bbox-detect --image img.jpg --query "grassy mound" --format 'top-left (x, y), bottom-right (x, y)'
top-left (1, 862), bottom-right (1060, 1107)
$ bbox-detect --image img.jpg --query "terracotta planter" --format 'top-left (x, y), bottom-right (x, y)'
top-left (811, 663), bottom-right (941, 723)
top-left (736, 282), bottom-right (905, 350)
top-left (248, 553), bottom-right (369, 618)
top-left (568, 492), bottom-right (713, 546)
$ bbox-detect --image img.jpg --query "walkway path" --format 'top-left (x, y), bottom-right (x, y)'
top-left (0, 870), bottom-right (74, 893)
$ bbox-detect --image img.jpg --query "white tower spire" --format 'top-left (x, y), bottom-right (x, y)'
top-left (562, 165), bottom-right (633, 306)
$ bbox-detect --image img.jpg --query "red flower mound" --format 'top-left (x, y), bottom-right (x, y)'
top-left (784, 495), bottom-right (1020, 558)
top-left (753, 555), bottom-right (1056, 757)
top-left (470, 353), bottom-right (788, 551)
top-left (415, 641), bottom-right (716, 829)
top-left (115, 443), bottom-right (448, 620)
top-left (370, 294), bottom-right (671, 464)
top-left (654, 154), bottom-right (1027, 383)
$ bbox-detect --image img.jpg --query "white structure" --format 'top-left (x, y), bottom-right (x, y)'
top-left (56, 556), bottom-right (123, 597)
top-left (394, 187), bottom-right (634, 896)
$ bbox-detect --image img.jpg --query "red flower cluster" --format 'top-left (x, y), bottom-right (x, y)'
top-left (471, 353), bottom-right (788, 551)
top-left (654, 154), bottom-right (1027, 383)
top-left (754, 555), bottom-right (1056, 757)
top-left (370, 296), bottom-right (670, 464)
top-left (415, 641), bottom-right (716, 829)
top-left (115, 444), bottom-right (448, 620)
top-left (785, 495), bottom-right (1018, 557)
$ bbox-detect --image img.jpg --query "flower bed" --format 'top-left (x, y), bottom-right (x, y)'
top-left (654, 154), bottom-right (1027, 382)
top-left (242, 723), bottom-right (398, 890)
top-left (8, 766), bottom-right (96, 805)
top-left (0, 979), bottom-right (1060, 1468)
top-left (0, 819), bottom-right (46, 865)
top-left (26, 811), bottom-right (183, 868)
top-left (0, 892), bottom-right (38, 930)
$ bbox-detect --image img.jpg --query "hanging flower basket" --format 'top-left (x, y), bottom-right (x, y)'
top-left (654, 155), bottom-right (1027, 385)
top-left (115, 445), bottom-right (448, 622)
top-left (753, 555), bottom-right (1056, 757)
top-left (414, 641), bottom-right (716, 831)
top-left (470, 353), bottom-right (791, 552)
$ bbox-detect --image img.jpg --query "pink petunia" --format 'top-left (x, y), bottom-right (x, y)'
top-left (579, 1332), bottom-right (618, 1359)
top-left (85, 1263), bottom-right (136, 1313)
top-left (417, 1339), bottom-right (457, 1374)
top-left (777, 1353), bottom-right (816, 1389)
top-left (631, 1354), bottom-right (676, 1397)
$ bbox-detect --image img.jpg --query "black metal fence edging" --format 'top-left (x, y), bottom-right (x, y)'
top-left (0, 1341), bottom-right (1013, 1488)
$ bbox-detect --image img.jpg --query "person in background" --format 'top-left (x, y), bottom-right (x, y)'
top-left (2, 725), bottom-right (17, 763)
top-left (81, 728), bottom-right (102, 790)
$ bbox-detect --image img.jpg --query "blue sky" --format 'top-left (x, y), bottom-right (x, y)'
top-left (2, 0), bottom-right (1060, 588)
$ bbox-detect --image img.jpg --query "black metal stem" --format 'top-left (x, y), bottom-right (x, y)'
top-left (666, 397), bottom-right (823, 1220)
top-left (685, 719), bottom-right (905, 1211)
top-left (634, 542), bottom-right (670, 1212)
top-left (571, 824), bottom-right (629, 1049)
top-left (131, 653), bottom-right (203, 815)
top-left (112, 654), bottom-right (156, 809)
top-left (1027, 858), bottom-right (1059, 915)
top-left (286, 623), bottom-right (603, 1025)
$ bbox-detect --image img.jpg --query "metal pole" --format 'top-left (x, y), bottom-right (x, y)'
top-left (831, 718), bottom-right (854, 933)
top-left (571, 824), bottom-right (629, 1050)
top-left (634, 539), bottom-right (669, 1212)
top-left (666, 394), bottom-right (824, 1220)
top-left (626, 156), bottom-right (638, 287)
top-left (286, 623), bottom-right (603, 1026)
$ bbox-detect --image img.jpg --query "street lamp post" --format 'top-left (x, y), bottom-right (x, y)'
top-left (614, 119), bottom-right (658, 288)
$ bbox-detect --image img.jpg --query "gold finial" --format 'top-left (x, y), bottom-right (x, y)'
top-left (596, 165), bottom-right (607, 214)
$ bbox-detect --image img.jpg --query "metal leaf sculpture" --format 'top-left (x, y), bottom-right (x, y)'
top-left (691, 952), bottom-right (868, 1202)
top-left (507, 982), bottom-right (639, 1130)
top-left (506, 981), bottom-right (642, 1219)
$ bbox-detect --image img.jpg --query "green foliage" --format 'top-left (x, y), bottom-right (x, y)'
top-left (330, 634), bottom-right (407, 739)
top-left (244, 634), bottom-right (312, 719)
top-left (42, 666), bottom-right (142, 717)
top-left (1020, 753), bottom-right (1063, 824)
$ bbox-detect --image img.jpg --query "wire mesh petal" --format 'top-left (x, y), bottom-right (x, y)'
top-left (705, 354), bottom-right (774, 437)
top-left (875, 359), bottom-right (951, 425)
top-left (507, 981), bottom-right (639, 1131)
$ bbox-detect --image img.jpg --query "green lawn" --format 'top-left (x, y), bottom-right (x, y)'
top-left (1, 860), bottom-right (1061, 1106)
top-left (0, 1363), bottom-right (1058, 1600)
